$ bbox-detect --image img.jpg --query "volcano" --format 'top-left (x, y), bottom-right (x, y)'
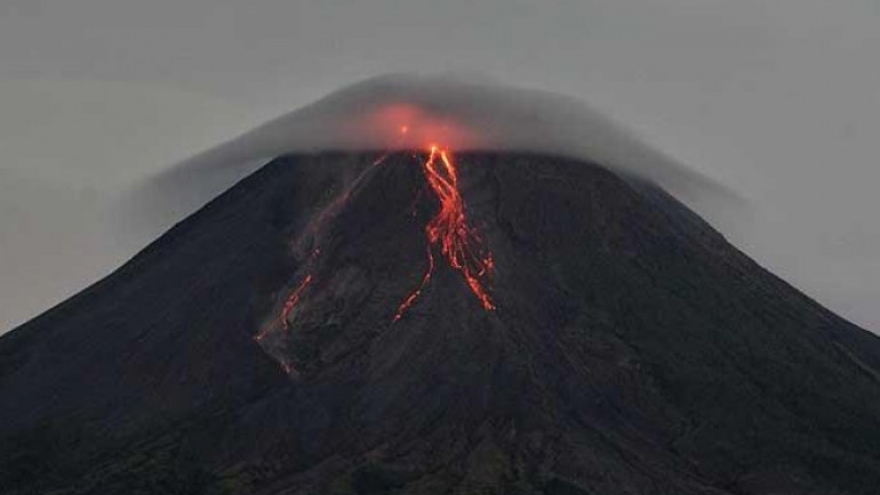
top-left (2, 150), bottom-right (880, 495)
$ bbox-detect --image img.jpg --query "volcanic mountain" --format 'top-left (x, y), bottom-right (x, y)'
top-left (2, 149), bottom-right (880, 495)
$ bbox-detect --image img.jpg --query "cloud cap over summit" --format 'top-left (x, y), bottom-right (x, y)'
top-left (133, 73), bottom-right (740, 234)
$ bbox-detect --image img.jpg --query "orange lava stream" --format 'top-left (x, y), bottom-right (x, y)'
top-left (394, 146), bottom-right (496, 320)
top-left (257, 143), bottom-right (496, 376)
top-left (393, 245), bottom-right (435, 322)
top-left (280, 274), bottom-right (313, 330)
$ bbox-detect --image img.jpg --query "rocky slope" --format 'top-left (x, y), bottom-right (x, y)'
top-left (1, 152), bottom-right (880, 494)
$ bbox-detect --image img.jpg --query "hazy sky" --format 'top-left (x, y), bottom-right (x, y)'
top-left (1, 0), bottom-right (880, 334)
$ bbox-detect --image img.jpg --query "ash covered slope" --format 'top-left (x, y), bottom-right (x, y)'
top-left (2, 153), bottom-right (880, 494)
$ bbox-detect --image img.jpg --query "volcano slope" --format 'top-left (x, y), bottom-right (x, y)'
top-left (2, 152), bottom-right (880, 495)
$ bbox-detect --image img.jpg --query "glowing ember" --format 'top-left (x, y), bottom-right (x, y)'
top-left (394, 146), bottom-right (496, 320)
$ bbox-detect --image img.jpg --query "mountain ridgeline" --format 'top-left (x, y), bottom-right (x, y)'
top-left (1, 152), bottom-right (880, 494)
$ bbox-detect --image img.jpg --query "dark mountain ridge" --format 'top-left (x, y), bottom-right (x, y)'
top-left (2, 152), bottom-right (880, 494)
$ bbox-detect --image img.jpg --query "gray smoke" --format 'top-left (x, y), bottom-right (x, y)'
top-left (125, 73), bottom-right (741, 236)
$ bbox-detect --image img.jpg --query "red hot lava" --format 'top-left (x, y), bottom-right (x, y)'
top-left (280, 274), bottom-right (313, 330)
top-left (394, 145), bottom-right (496, 321)
top-left (257, 142), bottom-right (496, 374)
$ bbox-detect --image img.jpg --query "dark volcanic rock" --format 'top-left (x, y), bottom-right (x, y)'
top-left (2, 152), bottom-right (880, 494)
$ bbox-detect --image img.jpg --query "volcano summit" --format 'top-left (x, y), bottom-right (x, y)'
top-left (2, 79), bottom-right (880, 495)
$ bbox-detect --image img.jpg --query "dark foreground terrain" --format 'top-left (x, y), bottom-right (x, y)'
top-left (2, 152), bottom-right (880, 494)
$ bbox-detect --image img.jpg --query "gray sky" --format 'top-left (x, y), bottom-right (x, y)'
top-left (1, 0), bottom-right (880, 334)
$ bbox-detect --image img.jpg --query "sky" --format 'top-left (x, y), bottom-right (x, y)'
top-left (1, 0), bottom-right (880, 334)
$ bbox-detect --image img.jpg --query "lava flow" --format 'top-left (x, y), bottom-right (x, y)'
top-left (280, 274), bottom-right (313, 330)
top-left (256, 143), bottom-right (496, 375)
top-left (394, 146), bottom-right (496, 321)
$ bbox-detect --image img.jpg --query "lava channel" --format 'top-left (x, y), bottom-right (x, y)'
top-left (394, 146), bottom-right (496, 321)
top-left (256, 145), bottom-right (496, 375)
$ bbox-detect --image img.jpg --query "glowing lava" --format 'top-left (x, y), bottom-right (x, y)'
top-left (256, 141), bottom-right (496, 375)
top-left (280, 274), bottom-right (313, 330)
top-left (394, 146), bottom-right (496, 321)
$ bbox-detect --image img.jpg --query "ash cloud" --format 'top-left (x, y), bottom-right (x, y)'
top-left (127, 73), bottom-right (741, 235)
